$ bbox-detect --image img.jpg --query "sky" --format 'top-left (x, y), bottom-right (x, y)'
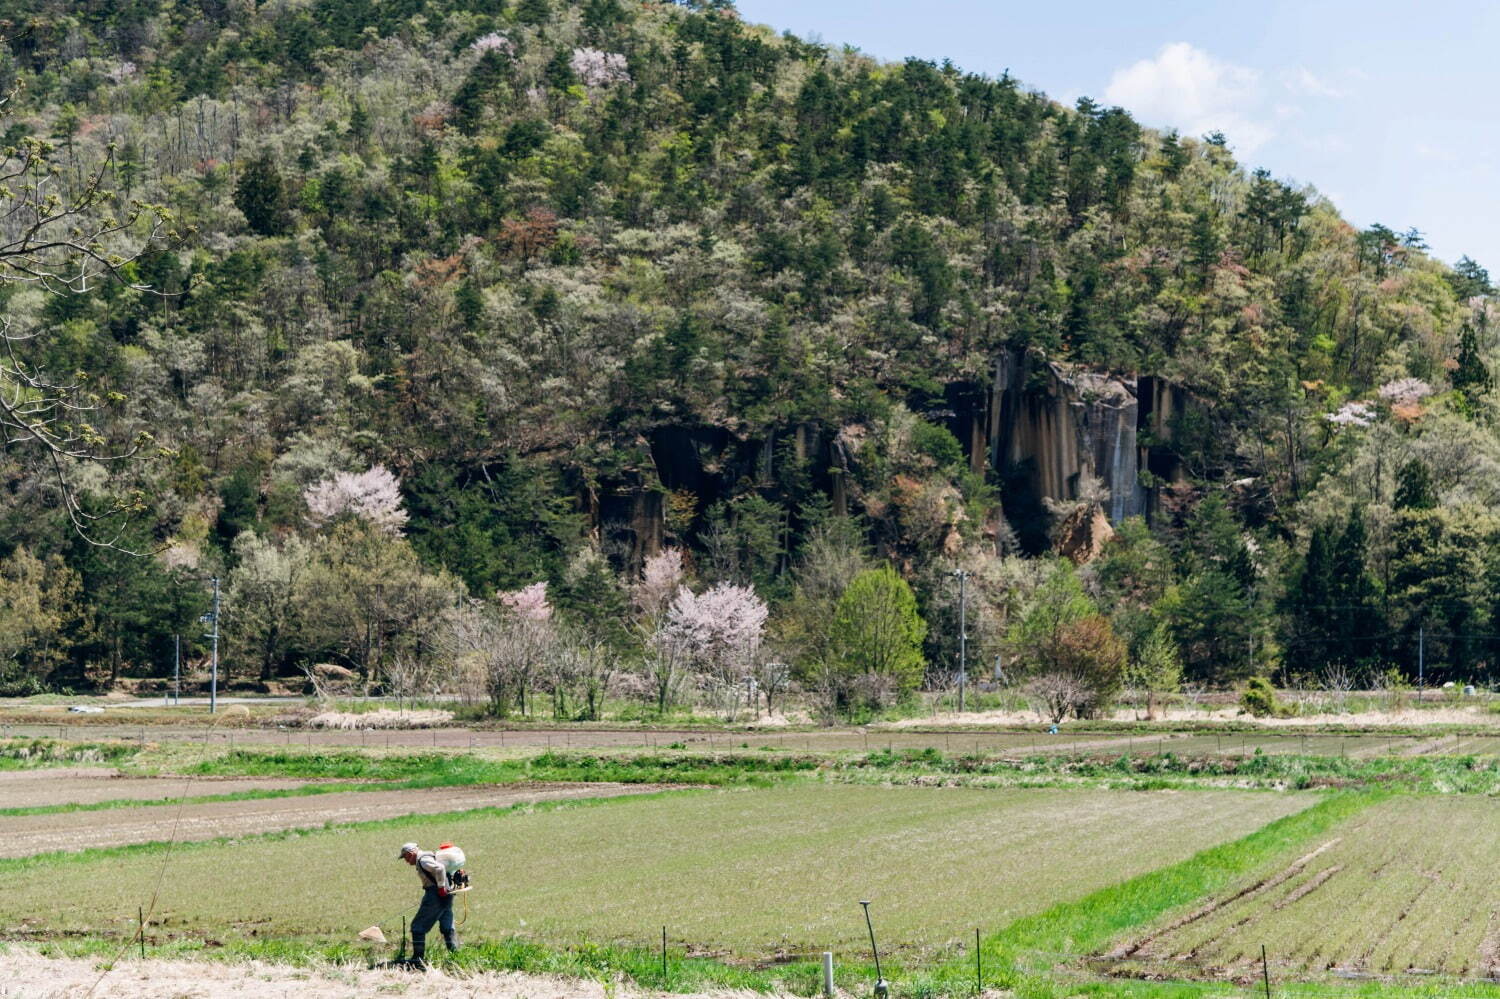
top-left (733, 0), bottom-right (1500, 271)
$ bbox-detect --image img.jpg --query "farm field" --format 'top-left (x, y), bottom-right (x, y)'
top-left (0, 767), bottom-right (317, 808)
top-left (1, 782), bottom-right (662, 855)
top-left (5, 784), bottom-right (1312, 960)
top-left (1100, 795), bottom-right (1500, 982)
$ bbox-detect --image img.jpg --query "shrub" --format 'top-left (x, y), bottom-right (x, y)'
top-left (1240, 676), bottom-right (1283, 717)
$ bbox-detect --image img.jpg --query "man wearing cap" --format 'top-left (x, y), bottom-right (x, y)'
top-left (397, 842), bottom-right (459, 967)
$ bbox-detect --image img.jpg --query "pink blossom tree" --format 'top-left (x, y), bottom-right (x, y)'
top-left (633, 549), bottom-right (683, 625)
top-left (303, 465), bottom-right (409, 535)
top-left (499, 581), bottom-right (552, 621)
top-left (662, 582), bottom-right (767, 718)
top-left (632, 549), bottom-right (686, 714)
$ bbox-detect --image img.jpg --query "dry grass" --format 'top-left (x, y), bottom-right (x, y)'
top-left (307, 709), bottom-right (454, 729)
top-left (0, 946), bottom-right (801, 999)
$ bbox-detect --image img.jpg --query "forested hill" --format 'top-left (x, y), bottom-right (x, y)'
top-left (2, 0), bottom-right (1497, 697)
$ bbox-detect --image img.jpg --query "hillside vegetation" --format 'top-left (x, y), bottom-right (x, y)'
top-left (2, 0), bottom-right (1497, 710)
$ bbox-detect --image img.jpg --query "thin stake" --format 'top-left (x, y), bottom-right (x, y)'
top-left (974, 928), bottom-right (982, 993)
top-left (1261, 944), bottom-right (1271, 999)
top-left (661, 926), bottom-right (668, 979)
top-left (139, 906), bottom-right (145, 960)
top-left (860, 901), bottom-right (887, 998)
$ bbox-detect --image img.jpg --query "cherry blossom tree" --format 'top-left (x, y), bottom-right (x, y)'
top-left (633, 549), bottom-right (683, 626)
top-left (470, 32), bottom-right (514, 55)
top-left (499, 581), bottom-right (552, 620)
top-left (443, 584), bottom-right (555, 717)
top-left (303, 465), bottom-right (409, 535)
top-left (570, 47), bottom-right (630, 87)
top-left (632, 549), bottom-right (686, 713)
top-left (662, 582), bottom-right (767, 718)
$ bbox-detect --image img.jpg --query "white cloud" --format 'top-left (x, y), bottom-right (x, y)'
top-left (1104, 42), bottom-right (1272, 153)
top-left (1285, 68), bottom-right (1348, 99)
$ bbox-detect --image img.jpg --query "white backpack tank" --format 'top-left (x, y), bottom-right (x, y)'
top-left (435, 844), bottom-right (466, 874)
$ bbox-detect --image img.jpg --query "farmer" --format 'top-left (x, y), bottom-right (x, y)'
top-left (397, 842), bottom-right (459, 966)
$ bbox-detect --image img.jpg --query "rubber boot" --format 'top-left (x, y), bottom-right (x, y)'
top-left (443, 930), bottom-right (460, 953)
top-left (409, 935), bottom-right (428, 970)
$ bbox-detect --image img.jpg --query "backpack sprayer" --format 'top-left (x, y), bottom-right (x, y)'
top-left (437, 842), bottom-right (471, 892)
top-left (359, 841), bottom-right (474, 959)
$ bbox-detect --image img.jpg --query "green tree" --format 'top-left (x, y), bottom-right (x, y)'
top-left (827, 565), bottom-right (927, 712)
top-left (225, 532), bottom-right (309, 681)
top-left (1163, 496), bottom-right (1270, 685)
top-left (1452, 316), bottom-right (1492, 399)
top-left (1009, 563), bottom-right (1125, 720)
top-left (235, 150), bottom-right (288, 236)
top-left (1125, 621), bottom-right (1182, 719)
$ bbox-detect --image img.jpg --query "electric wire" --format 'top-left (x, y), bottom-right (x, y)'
top-left (81, 711), bottom-right (243, 999)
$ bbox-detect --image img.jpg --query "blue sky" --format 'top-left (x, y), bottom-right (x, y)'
top-left (735, 0), bottom-right (1499, 271)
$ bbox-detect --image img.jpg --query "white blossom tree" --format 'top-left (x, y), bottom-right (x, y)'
top-left (662, 582), bottom-right (767, 719)
top-left (303, 465), bottom-right (409, 535)
top-left (570, 48), bottom-right (631, 87)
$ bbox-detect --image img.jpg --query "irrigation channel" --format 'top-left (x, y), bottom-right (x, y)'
top-left (2, 723), bottom-right (1490, 757)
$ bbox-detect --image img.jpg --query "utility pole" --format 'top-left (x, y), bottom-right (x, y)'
top-left (1418, 624), bottom-right (1425, 693)
top-left (201, 577), bottom-right (220, 714)
top-left (951, 569), bottom-right (970, 713)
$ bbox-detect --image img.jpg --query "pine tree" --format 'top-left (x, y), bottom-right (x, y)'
top-left (234, 150), bottom-right (287, 236)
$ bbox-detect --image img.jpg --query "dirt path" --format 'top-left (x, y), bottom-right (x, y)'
top-left (0, 768), bottom-right (318, 808)
top-left (2, 782), bottom-right (664, 855)
top-left (0, 947), bottom-right (785, 999)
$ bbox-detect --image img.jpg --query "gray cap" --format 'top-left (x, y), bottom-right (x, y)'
top-left (397, 842), bottom-right (419, 858)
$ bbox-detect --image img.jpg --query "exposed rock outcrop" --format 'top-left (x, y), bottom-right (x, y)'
top-left (1053, 502), bottom-right (1115, 564)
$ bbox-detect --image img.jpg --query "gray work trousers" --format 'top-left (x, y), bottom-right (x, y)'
top-left (411, 887), bottom-right (457, 958)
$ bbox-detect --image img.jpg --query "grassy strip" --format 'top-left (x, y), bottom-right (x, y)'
top-left (187, 747), bottom-right (822, 784)
top-left (0, 748), bottom-right (817, 817)
top-left (0, 738), bottom-right (141, 770)
top-left (849, 745), bottom-right (1500, 792)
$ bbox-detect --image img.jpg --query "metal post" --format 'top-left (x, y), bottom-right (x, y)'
top-left (860, 901), bottom-right (887, 999)
top-left (173, 633), bottom-right (181, 706)
top-left (1418, 625), bottom-right (1425, 691)
top-left (822, 951), bottom-right (835, 998)
top-left (952, 569), bottom-right (970, 713)
top-left (208, 576), bottom-right (219, 708)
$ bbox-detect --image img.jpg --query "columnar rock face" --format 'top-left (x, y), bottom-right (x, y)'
top-left (989, 350), bottom-right (1185, 528)
top-left (598, 351), bottom-right (1187, 567)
